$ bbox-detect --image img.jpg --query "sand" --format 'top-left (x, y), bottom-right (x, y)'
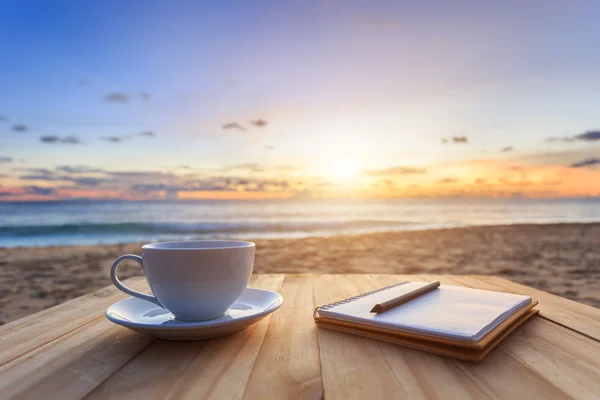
top-left (1, 223), bottom-right (599, 325)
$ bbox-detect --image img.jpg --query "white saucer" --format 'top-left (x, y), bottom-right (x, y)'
top-left (106, 288), bottom-right (283, 340)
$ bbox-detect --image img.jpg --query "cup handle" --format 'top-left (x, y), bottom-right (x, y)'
top-left (110, 254), bottom-right (163, 307)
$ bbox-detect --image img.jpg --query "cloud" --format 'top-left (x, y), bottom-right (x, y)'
top-left (222, 122), bottom-right (246, 131)
top-left (77, 79), bottom-right (91, 87)
top-left (105, 92), bottom-right (130, 103)
top-left (109, 171), bottom-right (168, 179)
top-left (61, 136), bottom-right (82, 144)
top-left (40, 136), bottom-right (59, 143)
top-left (24, 186), bottom-right (55, 196)
top-left (545, 136), bottom-right (575, 143)
top-left (12, 124), bottom-right (27, 132)
top-left (546, 129), bottom-right (600, 143)
top-left (364, 166), bottom-right (427, 177)
top-left (501, 146), bottom-right (514, 153)
top-left (570, 158), bottom-right (600, 168)
top-left (56, 165), bottom-right (102, 173)
top-left (0, 115), bottom-right (7, 122)
top-left (250, 119), bottom-right (268, 127)
top-left (264, 145), bottom-right (274, 150)
top-left (101, 136), bottom-right (122, 143)
top-left (0, 156), bottom-right (13, 163)
top-left (575, 130), bottom-right (600, 141)
top-left (70, 177), bottom-right (106, 186)
top-left (441, 136), bottom-right (468, 144)
top-left (13, 165), bottom-right (305, 200)
top-left (19, 170), bottom-right (61, 181)
top-left (474, 178), bottom-right (487, 184)
top-left (200, 177), bottom-right (290, 192)
top-left (130, 176), bottom-right (291, 195)
top-left (18, 168), bottom-right (53, 174)
top-left (130, 183), bottom-right (183, 194)
top-left (100, 131), bottom-right (156, 143)
top-left (19, 166), bottom-right (110, 187)
top-left (40, 135), bottom-right (82, 144)
top-left (140, 91), bottom-right (151, 102)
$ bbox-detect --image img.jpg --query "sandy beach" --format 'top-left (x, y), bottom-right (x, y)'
top-left (1, 222), bottom-right (599, 324)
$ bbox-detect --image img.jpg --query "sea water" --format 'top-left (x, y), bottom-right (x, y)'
top-left (1, 198), bottom-right (600, 247)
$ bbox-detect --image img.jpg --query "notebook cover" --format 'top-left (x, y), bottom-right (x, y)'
top-left (316, 307), bottom-right (539, 363)
top-left (315, 300), bottom-right (538, 350)
top-left (315, 282), bottom-right (533, 343)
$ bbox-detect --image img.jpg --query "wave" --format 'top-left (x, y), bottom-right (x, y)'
top-left (0, 220), bottom-right (415, 238)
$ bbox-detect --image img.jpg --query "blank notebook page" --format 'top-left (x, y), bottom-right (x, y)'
top-left (318, 282), bottom-right (532, 343)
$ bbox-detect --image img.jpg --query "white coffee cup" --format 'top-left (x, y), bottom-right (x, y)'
top-left (110, 240), bottom-right (255, 321)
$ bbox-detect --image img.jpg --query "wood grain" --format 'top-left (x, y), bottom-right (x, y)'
top-left (355, 275), bottom-right (590, 399)
top-left (315, 274), bottom-right (499, 399)
top-left (85, 274), bottom-right (285, 400)
top-left (0, 277), bottom-right (148, 367)
top-left (165, 274), bottom-right (286, 400)
top-left (242, 274), bottom-right (322, 400)
top-left (0, 274), bottom-right (599, 400)
top-left (433, 275), bottom-right (600, 399)
top-left (340, 274), bottom-right (494, 399)
top-left (313, 274), bottom-right (410, 400)
top-left (0, 318), bottom-right (152, 399)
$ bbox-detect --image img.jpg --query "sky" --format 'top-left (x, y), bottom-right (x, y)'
top-left (1, 0), bottom-right (600, 201)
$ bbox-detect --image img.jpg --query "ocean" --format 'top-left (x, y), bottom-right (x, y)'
top-left (1, 198), bottom-right (600, 248)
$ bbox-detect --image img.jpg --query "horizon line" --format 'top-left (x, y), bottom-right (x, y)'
top-left (2, 195), bottom-right (600, 204)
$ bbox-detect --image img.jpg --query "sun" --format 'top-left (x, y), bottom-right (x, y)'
top-left (325, 158), bottom-right (360, 182)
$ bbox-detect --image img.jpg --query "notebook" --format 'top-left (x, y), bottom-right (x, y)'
top-left (313, 281), bottom-right (539, 362)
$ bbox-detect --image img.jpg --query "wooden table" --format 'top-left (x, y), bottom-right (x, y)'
top-left (1, 274), bottom-right (599, 399)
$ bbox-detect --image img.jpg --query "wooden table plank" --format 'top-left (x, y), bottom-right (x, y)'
top-left (501, 318), bottom-right (600, 399)
top-left (313, 274), bottom-right (411, 400)
top-left (354, 275), bottom-right (578, 399)
top-left (314, 274), bottom-right (499, 400)
top-left (428, 275), bottom-right (600, 399)
top-left (84, 274), bottom-right (285, 400)
top-left (164, 274), bottom-right (286, 400)
top-left (1, 273), bottom-right (599, 400)
top-left (242, 274), bottom-right (322, 400)
top-left (0, 277), bottom-right (148, 367)
top-left (0, 318), bottom-right (152, 399)
top-left (341, 275), bottom-right (495, 400)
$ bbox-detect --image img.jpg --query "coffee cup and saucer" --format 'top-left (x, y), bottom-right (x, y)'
top-left (105, 240), bottom-right (283, 340)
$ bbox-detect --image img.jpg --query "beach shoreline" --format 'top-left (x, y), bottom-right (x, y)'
top-left (1, 222), bottom-right (599, 325)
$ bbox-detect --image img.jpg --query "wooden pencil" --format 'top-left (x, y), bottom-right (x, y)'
top-left (370, 281), bottom-right (441, 313)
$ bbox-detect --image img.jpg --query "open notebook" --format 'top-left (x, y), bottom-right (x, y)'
top-left (314, 281), bottom-right (539, 362)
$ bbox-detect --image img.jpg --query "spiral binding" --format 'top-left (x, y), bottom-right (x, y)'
top-left (313, 281), bottom-right (408, 321)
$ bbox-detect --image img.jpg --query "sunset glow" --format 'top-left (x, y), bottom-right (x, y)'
top-left (1, 2), bottom-right (600, 202)
top-left (323, 158), bottom-right (361, 183)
